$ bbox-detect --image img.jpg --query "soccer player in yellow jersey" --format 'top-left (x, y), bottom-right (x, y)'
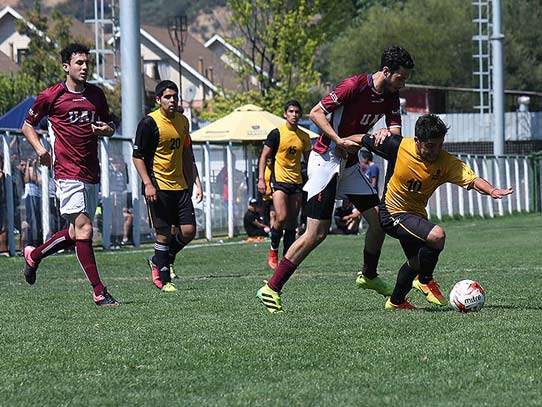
top-left (132, 80), bottom-right (199, 292)
top-left (360, 114), bottom-right (513, 309)
top-left (257, 100), bottom-right (311, 270)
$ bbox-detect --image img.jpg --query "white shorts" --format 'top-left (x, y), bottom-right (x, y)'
top-left (56, 180), bottom-right (98, 220)
top-left (303, 149), bottom-right (376, 201)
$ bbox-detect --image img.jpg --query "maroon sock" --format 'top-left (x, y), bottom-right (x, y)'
top-left (31, 229), bottom-right (75, 263)
top-left (75, 239), bottom-right (105, 295)
top-left (268, 257), bottom-right (297, 292)
top-left (362, 249), bottom-right (381, 279)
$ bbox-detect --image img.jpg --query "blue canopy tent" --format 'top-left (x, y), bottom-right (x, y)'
top-left (0, 96), bottom-right (36, 130)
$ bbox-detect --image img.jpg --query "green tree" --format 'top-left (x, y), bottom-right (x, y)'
top-left (324, 0), bottom-right (473, 87)
top-left (0, 72), bottom-right (43, 116)
top-left (202, 0), bottom-right (323, 118)
top-left (15, 1), bottom-right (74, 87)
top-left (503, 0), bottom-right (542, 94)
top-left (0, 1), bottom-right (97, 115)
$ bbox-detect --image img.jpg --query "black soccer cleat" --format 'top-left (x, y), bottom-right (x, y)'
top-left (93, 287), bottom-right (120, 306)
top-left (23, 246), bottom-right (39, 285)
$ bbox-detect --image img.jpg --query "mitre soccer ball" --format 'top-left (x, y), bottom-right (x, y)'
top-left (449, 280), bottom-right (486, 312)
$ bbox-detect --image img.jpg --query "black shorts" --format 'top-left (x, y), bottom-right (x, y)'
top-left (379, 204), bottom-right (435, 259)
top-left (271, 181), bottom-right (303, 195)
top-left (305, 175), bottom-right (380, 220)
top-left (146, 189), bottom-right (196, 229)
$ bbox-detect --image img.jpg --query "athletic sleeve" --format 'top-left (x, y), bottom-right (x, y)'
top-left (362, 134), bottom-right (402, 162)
top-left (264, 128), bottom-right (280, 155)
top-left (25, 90), bottom-right (52, 127)
top-left (132, 116), bottom-right (158, 160)
top-left (444, 153), bottom-right (478, 189)
top-left (385, 95), bottom-right (401, 129)
top-left (319, 76), bottom-right (363, 115)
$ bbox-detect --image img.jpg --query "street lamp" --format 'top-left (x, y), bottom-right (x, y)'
top-left (167, 15), bottom-right (188, 104)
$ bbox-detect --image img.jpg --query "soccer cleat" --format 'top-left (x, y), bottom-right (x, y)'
top-left (94, 287), bottom-right (120, 306)
top-left (161, 282), bottom-right (177, 293)
top-left (385, 297), bottom-right (417, 310)
top-left (170, 263), bottom-right (178, 279)
top-left (23, 246), bottom-right (39, 285)
top-left (147, 257), bottom-right (163, 290)
top-left (257, 283), bottom-right (283, 313)
top-left (355, 273), bottom-right (393, 296)
top-left (267, 249), bottom-right (278, 270)
top-left (412, 278), bottom-right (449, 306)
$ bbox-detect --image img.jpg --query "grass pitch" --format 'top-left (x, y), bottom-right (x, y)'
top-left (0, 213), bottom-right (541, 406)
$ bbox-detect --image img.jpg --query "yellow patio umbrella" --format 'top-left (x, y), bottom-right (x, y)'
top-left (190, 104), bottom-right (319, 142)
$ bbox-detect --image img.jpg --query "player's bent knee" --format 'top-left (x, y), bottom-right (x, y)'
top-left (427, 225), bottom-right (446, 248)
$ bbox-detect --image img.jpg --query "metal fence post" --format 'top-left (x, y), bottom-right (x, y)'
top-left (2, 132), bottom-right (16, 256)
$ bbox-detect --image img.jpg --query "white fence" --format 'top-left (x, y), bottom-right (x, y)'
top-left (372, 111), bottom-right (542, 142)
top-left (1, 130), bottom-right (540, 257)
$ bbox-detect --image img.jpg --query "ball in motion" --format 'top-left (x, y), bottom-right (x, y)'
top-left (449, 279), bottom-right (485, 312)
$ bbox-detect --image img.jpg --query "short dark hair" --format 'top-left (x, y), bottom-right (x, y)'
top-left (284, 100), bottom-right (302, 113)
top-left (60, 43), bottom-right (90, 64)
top-left (155, 80), bottom-right (178, 98)
top-left (361, 150), bottom-right (373, 161)
top-left (415, 114), bottom-right (449, 142)
top-left (380, 46), bottom-right (415, 73)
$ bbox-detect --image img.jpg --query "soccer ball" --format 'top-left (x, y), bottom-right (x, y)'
top-left (449, 280), bottom-right (486, 313)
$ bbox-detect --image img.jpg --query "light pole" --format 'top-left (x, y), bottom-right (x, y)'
top-left (167, 15), bottom-right (188, 104)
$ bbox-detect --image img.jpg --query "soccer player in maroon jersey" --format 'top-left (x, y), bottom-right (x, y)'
top-left (21, 43), bottom-right (119, 306)
top-left (257, 45), bottom-right (414, 313)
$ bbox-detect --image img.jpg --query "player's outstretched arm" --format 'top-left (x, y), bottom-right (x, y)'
top-left (471, 178), bottom-right (514, 199)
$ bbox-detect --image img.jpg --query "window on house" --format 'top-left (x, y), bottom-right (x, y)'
top-left (16, 48), bottom-right (29, 64)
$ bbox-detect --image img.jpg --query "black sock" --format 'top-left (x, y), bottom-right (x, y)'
top-left (152, 242), bottom-right (170, 284)
top-left (283, 229), bottom-right (296, 256)
top-left (270, 227), bottom-right (282, 252)
top-left (169, 233), bottom-right (187, 265)
top-left (362, 249), bottom-right (381, 279)
top-left (418, 246), bottom-right (442, 284)
top-left (391, 262), bottom-right (417, 305)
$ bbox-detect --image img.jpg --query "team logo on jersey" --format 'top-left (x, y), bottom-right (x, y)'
top-left (329, 91), bottom-right (340, 105)
top-left (68, 110), bottom-right (97, 124)
top-left (28, 108), bottom-right (38, 118)
top-left (431, 169), bottom-right (442, 180)
top-left (392, 109), bottom-right (401, 115)
top-left (371, 97), bottom-right (384, 103)
top-left (288, 146), bottom-right (297, 155)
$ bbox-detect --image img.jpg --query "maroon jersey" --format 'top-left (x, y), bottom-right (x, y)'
top-left (25, 82), bottom-right (111, 184)
top-left (314, 74), bottom-right (401, 165)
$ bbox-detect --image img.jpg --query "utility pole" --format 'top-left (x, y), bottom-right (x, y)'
top-left (167, 15), bottom-right (188, 104)
top-left (491, 0), bottom-right (505, 156)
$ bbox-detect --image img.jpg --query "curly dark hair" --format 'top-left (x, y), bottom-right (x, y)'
top-left (415, 114), bottom-right (449, 141)
top-left (60, 43), bottom-right (90, 64)
top-left (380, 46), bottom-right (415, 73)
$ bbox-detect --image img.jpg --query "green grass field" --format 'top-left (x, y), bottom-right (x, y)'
top-left (1, 213), bottom-right (541, 406)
